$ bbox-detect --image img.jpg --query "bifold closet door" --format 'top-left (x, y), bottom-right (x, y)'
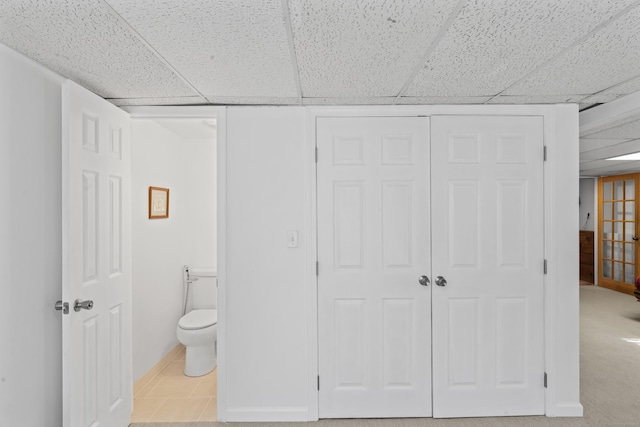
top-left (430, 116), bottom-right (545, 418)
top-left (317, 117), bottom-right (431, 418)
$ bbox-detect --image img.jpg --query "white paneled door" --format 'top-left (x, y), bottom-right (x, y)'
top-left (431, 116), bottom-right (545, 417)
top-left (317, 117), bottom-right (431, 418)
top-left (62, 80), bottom-right (132, 427)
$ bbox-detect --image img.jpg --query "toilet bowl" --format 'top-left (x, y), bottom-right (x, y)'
top-left (176, 309), bottom-right (217, 377)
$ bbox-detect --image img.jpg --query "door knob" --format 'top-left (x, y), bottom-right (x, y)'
top-left (74, 299), bottom-right (94, 312)
top-left (55, 300), bottom-right (69, 314)
top-left (418, 275), bottom-right (430, 286)
top-left (633, 236), bottom-right (639, 241)
top-left (435, 276), bottom-right (447, 287)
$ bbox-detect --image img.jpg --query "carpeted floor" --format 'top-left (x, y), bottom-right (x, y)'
top-left (131, 285), bottom-right (640, 427)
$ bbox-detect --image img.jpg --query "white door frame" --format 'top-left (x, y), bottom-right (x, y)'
top-left (120, 105), bottom-right (227, 419)
top-left (304, 105), bottom-right (582, 419)
top-left (214, 104), bottom-right (581, 421)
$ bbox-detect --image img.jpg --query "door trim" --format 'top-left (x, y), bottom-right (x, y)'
top-left (306, 104), bottom-right (582, 419)
top-left (123, 105), bottom-right (228, 420)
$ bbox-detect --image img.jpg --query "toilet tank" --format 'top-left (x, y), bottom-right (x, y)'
top-left (189, 268), bottom-right (217, 310)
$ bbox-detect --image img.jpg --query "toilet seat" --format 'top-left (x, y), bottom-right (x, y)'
top-left (178, 309), bottom-right (217, 330)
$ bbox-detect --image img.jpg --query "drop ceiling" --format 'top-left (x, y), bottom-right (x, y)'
top-left (2, 0), bottom-right (640, 174)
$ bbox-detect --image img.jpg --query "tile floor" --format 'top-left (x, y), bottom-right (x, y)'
top-left (132, 347), bottom-right (217, 423)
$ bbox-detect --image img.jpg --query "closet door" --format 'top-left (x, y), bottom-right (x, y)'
top-left (430, 116), bottom-right (545, 418)
top-left (317, 117), bottom-right (431, 418)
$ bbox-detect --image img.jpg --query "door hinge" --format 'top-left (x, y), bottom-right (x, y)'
top-left (544, 259), bottom-right (548, 275)
top-left (544, 372), bottom-right (547, 388)
top-left (316, 261), bottom-right (319, 276)
top-left (317, 375), bottom-right (320, 390)
top-left (315, 147), bottom-right (318, 163)
top-left (543, 146), bottom-right (547, 161)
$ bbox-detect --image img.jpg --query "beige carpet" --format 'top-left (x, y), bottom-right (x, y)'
top-left (131, 285), bottom-right (640, 427)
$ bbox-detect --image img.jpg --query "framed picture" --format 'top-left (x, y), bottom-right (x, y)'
top-left (148, 186), bottom-right (170, 219)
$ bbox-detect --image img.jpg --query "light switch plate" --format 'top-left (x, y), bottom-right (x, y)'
top-left (287, 230), bottom-right (298, 248)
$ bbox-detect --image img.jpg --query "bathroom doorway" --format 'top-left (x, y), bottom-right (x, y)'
top-left (125, 108), bottom-right (221, 423)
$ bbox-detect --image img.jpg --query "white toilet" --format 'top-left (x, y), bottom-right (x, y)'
top-left (176, 268), bottom-right (217, 377)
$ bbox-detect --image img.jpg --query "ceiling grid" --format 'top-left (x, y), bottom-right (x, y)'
top-left (2, 0), bottom-right (640, 171)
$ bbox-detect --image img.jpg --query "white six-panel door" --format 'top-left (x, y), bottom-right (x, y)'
top-left (317, 117), bottom-right (432, 418)
top-left (62, 80), bottom-right (132, 427)
top-left (431, 115), bottom-right (545, 418)
top-left (317, 114), bottom-right (546, 419)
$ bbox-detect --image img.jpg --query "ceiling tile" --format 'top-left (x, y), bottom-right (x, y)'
top-left (289, 0), bottom-right (461, 97)
top-left (585, 117), bottom-right (640, 139)
top-left (302, 97), bottom-right (398, 105)
top-left (106, 0), bottom-right (298, 98)
top-left (487, 95), bottom-right (584, 104)
top-left (406, 0), bottom-right (639, 97)
top-left (580, 159), bottom-right (640, 176)
top-left (505, 5), bottom-right (640, 96)
top-left (107, 96), bottom-right (208, 106)
top-left (206, 96), bottom-right (300, 105)
top-left (397, 96), bottom-right (492, 104)
top-left (599, 74), bottom-right (640, 95)
top-left (580, 138), bottom-right (633, 152)
top-left (0, 0), bottom-right (197, 99)
top-left (579, 139), bottom-right (640, 160)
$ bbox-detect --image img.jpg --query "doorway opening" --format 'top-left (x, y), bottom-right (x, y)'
top-left (127, 113), bottom-right (219, 423)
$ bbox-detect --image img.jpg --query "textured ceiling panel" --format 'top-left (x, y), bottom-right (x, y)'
top-left (505, 5), bottom-right (640, 96)
top-left (406, 0), bottom-right (639, 97)
top-left (599, 74), bottom-right (640, 95)
top-left (206, 96), bottom-right (300, 105)
top-left (487, 95), bottom-right (584, 104)
top-left (396, 96), bottom-right (492, 104)
top-left (585, 117), bottom-right (640, 139)
top-left (580, 138), bottom-right (633, 152)
top-left (580, 159), bottom-right (640, 176)
top-left (0, 0), bottom-right (197, 99)
top-left (302, 97), bottom-right (398, 105)
top-left (289, 0), bottom-right (461, 97)
top-left (579, 139), bottom-right (640, 161)
top-left (108, 96), bottom-right (208, 106)
top-left (106, 0), bottom-right (298, 98)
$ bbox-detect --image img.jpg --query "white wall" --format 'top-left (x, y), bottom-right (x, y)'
top-left (220, 105), bottom-right (582, 421)
top-left (131, 120), bottom-right (216, 381)
top-left (0, 43), bottom-right (64, 427)
top-left (222, 107), bottom-right (311, 421)
top-left (579, 178), bottom-right (596, 231)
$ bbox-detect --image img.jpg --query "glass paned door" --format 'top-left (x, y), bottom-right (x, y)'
top-left (599, 173), bottom-right (639, 295)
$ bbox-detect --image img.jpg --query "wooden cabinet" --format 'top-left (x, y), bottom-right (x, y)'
top-left (580, 230), bottom-right (594, 283)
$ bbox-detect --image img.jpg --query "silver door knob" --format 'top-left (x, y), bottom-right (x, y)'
top-left (418, 275), bottom-right (430, 286)
top-left (435, 276), bottom-right (447, 287)
top-left (74, 299), bottom-right (94, 312)
top-left (55, 300), bottom-right (69, 314)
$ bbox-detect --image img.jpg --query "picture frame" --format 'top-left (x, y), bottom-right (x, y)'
top-left (148, 186), bottom-right (170, 219)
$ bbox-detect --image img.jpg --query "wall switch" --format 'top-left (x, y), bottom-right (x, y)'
top-left (287, 230), bottom-right (298, 248)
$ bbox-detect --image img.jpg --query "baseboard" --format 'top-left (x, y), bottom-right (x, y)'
top-left (224, 407), bottom-right (311, 422)
top-left (549, 403), bottom-right (584, 417)
top-left (133, 344), bottom-right (184, 397)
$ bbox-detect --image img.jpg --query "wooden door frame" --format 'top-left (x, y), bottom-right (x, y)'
top-left (597, 173), bottom-right (639, 295)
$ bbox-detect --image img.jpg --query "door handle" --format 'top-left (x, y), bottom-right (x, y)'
top-left (418, 275), bottom-right (430, 286)
top-left (74, 299), bottom-right (94, 312)
top-left (55, 300), bottom-right (69, 314)
top-left (435, 276), bottom-right (447, 287)
top-left (633, 236), bottom-right (639, 241)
